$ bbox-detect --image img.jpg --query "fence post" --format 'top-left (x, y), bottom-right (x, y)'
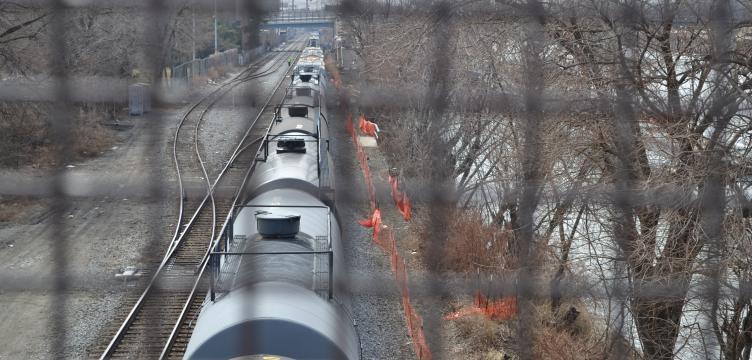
top-left (328, 250), bottom-right (334, 300)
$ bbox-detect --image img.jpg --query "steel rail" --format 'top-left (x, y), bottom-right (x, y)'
top-left (165, 49), bottom-right (283, 260)
top-left (158, 51), bottom-right (300, 357)
top-left (97, 41), bottom-right (302, 360)
top-left (160, 47), bottom-right (294, 262)
top-left (160, 47), bottom-right (295, 269)
top-left (165, 46), bottom-right (295, 259)
top-left (189, 46), bottom-right (294, 265)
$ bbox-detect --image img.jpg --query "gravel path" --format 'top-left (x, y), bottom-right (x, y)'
top-left (330, 100), bottom-right (414, 360)
top-left (360, 143), bottom-right (455, 358)
top-left (0, 114), bottom-right (176, 359)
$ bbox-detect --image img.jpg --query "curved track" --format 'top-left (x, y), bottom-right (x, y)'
top-left (168, 46), bottom-right (295, 262)
top-left (92, 41), bottom-right (302, 359)
top-left (162, 60), bottom-right (300, 359)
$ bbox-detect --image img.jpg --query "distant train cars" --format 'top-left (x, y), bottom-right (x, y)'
top-left (308, 32), bottom-right (320, 47)
top-left (294, 46), bottom-right (326, 85)
top-left (183, 41), bottom-right (360, 360)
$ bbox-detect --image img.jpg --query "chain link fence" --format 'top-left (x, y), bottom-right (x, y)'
top-left (1, 0), bottom-right (752, 359)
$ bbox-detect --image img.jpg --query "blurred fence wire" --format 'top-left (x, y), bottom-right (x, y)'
top-left (2, 0), bottom-right (752, 359)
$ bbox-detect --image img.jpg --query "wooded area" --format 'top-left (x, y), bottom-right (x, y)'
top-left (341, 0), bottom-right (752, 358)
top-left (0, 0), bottom-right (273, 167)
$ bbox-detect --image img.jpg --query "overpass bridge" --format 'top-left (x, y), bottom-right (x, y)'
top-left (261, 10), bottom-right (336, 30)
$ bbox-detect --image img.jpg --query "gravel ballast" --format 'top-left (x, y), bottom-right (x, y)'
top-left (330, 99), bottom-right (414, 359)
top-left (0, 53), bottom-right (289, 359)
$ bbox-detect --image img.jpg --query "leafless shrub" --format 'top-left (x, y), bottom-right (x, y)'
top-left (0, 101), bottom-right (114, 168)
top-left (453, 315), bottom-right (506, 355)
top-left (413, 207), bottom-right (513, 273)
top-left (71, 111), bottom-right (115, 158)
top-left (0, 196), bottom-right (34, 222)
top-left (530, 301), bottom-right (615, 360)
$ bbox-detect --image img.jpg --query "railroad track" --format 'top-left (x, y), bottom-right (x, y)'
top-left (162, 53), bottom-right (305, 359)
top-left (92, 41), bottom-right (303, 359)
top-left (169, 44), bottom-right (295, 260)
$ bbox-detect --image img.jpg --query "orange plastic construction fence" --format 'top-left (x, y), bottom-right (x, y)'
top-left (475, 293), bottom-right (518, 320)
top-left (388, 175), bottom-right (412, 221)
top-left (332, 62), bottom-right (431, 359)
top-left (358, 114), bottom-right (379, 138)
top-left (443, 293), bottom-right (518, 321)
top-left (376, 227), bottom-right (432, 360)
top-left (358, 209), bottom-right (383, 240)
top-left (350, 114), bottom-right (431, 359)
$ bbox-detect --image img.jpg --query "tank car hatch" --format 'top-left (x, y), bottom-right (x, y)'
top-left (288, 106), bottom-right (308, 117)
top-left (276, 137), bottom-right (307, 153)
top-left (255, 212), bottom-right (300, 238)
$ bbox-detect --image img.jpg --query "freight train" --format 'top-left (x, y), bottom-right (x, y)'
top-left (183, 39), bottom-right (360, 360)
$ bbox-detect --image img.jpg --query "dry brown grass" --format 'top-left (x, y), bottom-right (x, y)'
top-left (207, 66), bottom-right (226, 80)
top-left (414, 207), bottom-right (513, 273)
top-left (454, 315), bottom-right (505, 350)
top-left (452, 304), bottom-right (614, 359)
top-left (531, 304), bottom-right (604, 359)
top-left (0, 103), bottom-right (48, 167)
top-left (0, 202), bottom-right (18, 222)
top-left (32, 115), bottom-right (114, 166)
top-left (448, 300), bottom-right (616, 360)
top-left (0, 103), bottom-right (115, 168)
top-left (0, 196), bottom-right (33, 222)
top-left (72, 119), bottom-right (115, 158)
top-left (449, 313), bottom-right (514, 359)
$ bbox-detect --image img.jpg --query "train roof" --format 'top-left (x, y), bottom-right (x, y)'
top-left (292, 75), bottom-right (323, 87)
top-left (284, 86), bottom-right (317, 106)
top-left (271, 115), bottom-right (317, 136)
top-left (289, 81), bottom-right (321, 92)
top-left (183, 282), bottom-right (360, 360)
top-left (297, 57), bottom-right (324, 66)
top-left (302, 46), bottom-right (323, 54)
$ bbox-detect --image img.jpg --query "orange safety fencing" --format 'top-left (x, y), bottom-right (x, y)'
top-left (358, 209), bottom-right (382, 240)
top-left (358, 114), bottom-right (380, 138)
top-left (444, 293), bottom-right (518, 321)
top-left (329, 57), bottom-right (431, 360)
top-left (347, 113), bottom-right (377, 210)
top-left (388, 175), bottom-right (412, 221)
top-left (369, 223), bottom-right (432, 359)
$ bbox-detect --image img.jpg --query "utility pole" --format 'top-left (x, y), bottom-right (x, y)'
top-left (192, 4), bottom-right (196, 60)
top-left (213, 0), bottom-right (218, 54)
